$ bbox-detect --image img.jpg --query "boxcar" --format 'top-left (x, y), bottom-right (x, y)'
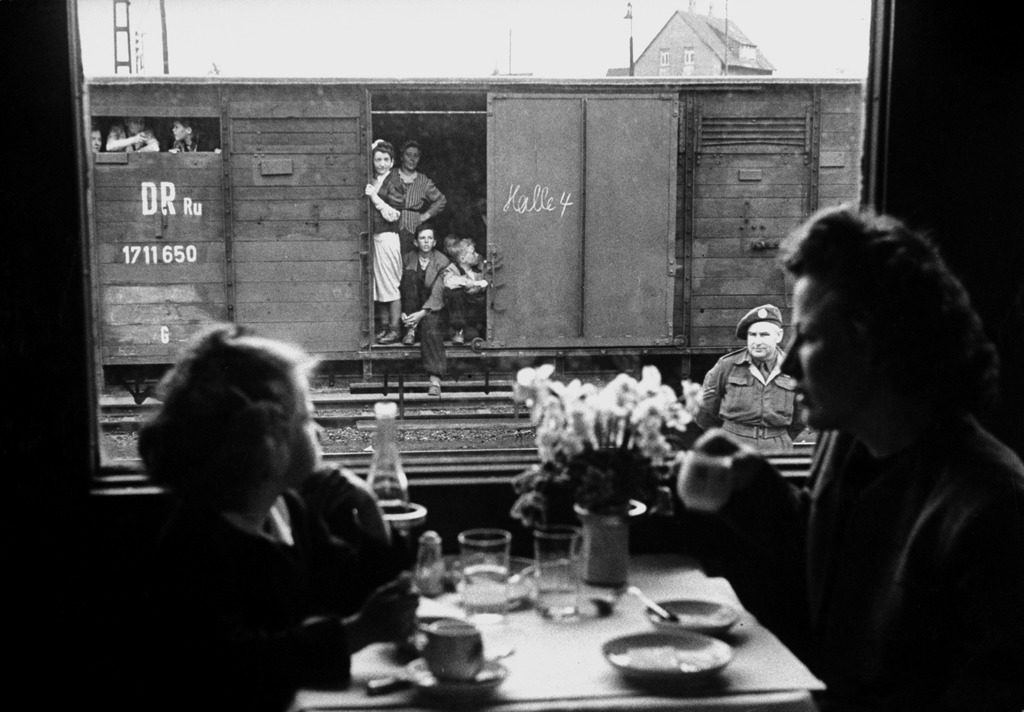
top-left (85, 77), bottom-right (862, 387)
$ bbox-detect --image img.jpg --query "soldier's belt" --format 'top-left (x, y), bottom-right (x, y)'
top-left (722, 422), bottom-right (789, 439)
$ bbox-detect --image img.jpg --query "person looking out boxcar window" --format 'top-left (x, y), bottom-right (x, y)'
top-left (364, 139), bottom-right (406, 345)
top-left (400, 222), bottom-right (450, 396)
top-left (397, 140), bottom-right (447, 254)
top-left (695, 303), bottom-right (804, 452)
top-left (106, 116), bottom-right (159, 152)
top-left (168, 118), bottom-right (198, 152)
top-left (137, 323), bottom-right (418, 712)
top-left (443, 236), bottom-right (488, 345)
top-left (89, 124), bottom-right (102, 152)
top-left (676, 205), bottom-right (1024, 711)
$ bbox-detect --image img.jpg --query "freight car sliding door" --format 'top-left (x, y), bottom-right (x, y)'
top-left (487, 94), bottom-right (677, 348)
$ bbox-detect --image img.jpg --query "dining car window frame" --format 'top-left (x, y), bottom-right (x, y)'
top-left (74, 0), bottom-right (892, 492)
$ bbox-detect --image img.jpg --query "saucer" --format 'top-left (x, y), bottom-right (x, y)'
top-left (645, 599), bottom-right (741, 636)
top-left (405, 658), bottom-right (508, 700)
top-left (602, 631), bottom-right (733, 683)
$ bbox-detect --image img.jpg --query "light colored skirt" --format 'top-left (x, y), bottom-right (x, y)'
top-left (373, 231), bottom-right (402, 302)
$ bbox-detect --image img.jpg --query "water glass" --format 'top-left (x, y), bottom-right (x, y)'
top-left (533, 525), bottom-right (582, 621)
top-left (457, 528), bottom-right (512, 623)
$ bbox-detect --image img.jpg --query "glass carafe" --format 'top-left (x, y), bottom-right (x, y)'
top-left (366, 401), bottom-right (409, 511)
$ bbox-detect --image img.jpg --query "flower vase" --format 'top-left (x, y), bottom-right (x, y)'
top-left (574, 500), bottom-right (646, 588)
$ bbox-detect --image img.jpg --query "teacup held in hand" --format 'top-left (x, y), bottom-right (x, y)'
top-left (676, 450), bottom-right (735, 513)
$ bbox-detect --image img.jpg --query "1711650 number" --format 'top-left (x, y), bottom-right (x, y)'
top-left (122, 244), bottom-right (198, 264)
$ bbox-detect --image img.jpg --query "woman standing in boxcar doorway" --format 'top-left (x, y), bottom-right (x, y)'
top-left (397, 140), bottom-right (447, 254)
top-left (365, 140), bottom-right (406, 344)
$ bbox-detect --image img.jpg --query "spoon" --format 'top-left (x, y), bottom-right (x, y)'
top-left (487, 645), bottom-right (516, 662)
top-left (626, 585), bottom-right (680, 623)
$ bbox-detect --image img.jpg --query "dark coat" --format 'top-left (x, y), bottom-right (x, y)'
top-left (714, 413), bottom-right (1024, 711)
top-left (144, 490), bottom-right (382, 712)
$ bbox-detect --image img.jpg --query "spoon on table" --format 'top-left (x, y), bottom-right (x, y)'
top-left (626, 585), bottom-right (680, 623)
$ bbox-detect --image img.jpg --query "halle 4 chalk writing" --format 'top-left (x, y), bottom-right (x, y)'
top-left (503, 184), bottom-right (574, 218)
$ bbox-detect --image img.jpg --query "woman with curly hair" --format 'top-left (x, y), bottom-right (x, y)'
top-left (137, 324), bottom-right (417, 712)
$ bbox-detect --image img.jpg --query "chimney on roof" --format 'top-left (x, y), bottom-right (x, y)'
top-left (708, 0), bottom-right (721, 18)
top-left (688, 0), bottom-right (697, 12)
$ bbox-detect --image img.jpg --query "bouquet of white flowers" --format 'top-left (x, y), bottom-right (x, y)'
top-left (510, 364), bottom-right (702, 528)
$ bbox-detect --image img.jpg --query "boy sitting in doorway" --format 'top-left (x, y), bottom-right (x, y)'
top-left (443, 236), bottom-right (488, 345)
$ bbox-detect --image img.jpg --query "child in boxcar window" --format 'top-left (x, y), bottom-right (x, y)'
top-left (400, 222), bottom-right (450, 396)
top-left (168, 118), bottom-right (198, 152)
top-left (137, 323), bottom-right (418, 712)
top-left (443, 236), bottom-right (488, 345)
top-left (365, 139), bottom-right (406, 344)
top-left (106, 116), bottom-right (159, 152)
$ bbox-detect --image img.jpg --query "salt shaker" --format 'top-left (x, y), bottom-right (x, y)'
top-left (414, 530), bottom-right (445, 597)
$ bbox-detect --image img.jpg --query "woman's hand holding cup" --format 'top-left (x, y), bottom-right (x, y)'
top-left (676, 430), bottom-right (762, 512)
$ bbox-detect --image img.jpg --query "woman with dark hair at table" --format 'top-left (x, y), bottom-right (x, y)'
top-left (137, 323), bottom-right (418, 712)
top-left (396, 140), bottom-right (447, 254)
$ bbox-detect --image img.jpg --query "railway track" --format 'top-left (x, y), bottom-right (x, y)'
top-left (102, 382), bottom-right (528, 429)
top-left (98, 378), bottom-right (541, 491)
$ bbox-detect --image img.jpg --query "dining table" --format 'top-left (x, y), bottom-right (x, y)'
top-left (289, 553), bottom-right (824, 711)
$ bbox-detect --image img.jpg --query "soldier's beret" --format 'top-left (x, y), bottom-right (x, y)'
top-left (736, 304), bottom-right (783, 339)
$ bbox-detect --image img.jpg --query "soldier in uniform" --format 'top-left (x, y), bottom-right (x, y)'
top-left (695, 304), bottom-right (803, 451)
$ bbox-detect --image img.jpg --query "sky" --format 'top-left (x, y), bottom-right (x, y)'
top-left (76, 0), bottom-right (871, 79)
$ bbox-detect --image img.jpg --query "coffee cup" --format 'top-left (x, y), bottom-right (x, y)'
top-left (420, 619), bottom-right (485, 681)
top-left (676, 450), bottom-right (736, 512)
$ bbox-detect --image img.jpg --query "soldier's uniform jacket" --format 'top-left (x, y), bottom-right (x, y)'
top-left (696, 347), bottom-right (803, 451)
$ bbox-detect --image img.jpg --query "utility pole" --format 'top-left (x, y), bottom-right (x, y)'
top-left (113, 0), bottom-right (131, 74)
top-left (624, 3), bottom-right (634, 76)
top-left (159, 0), bottom-right (169, 74)
top-left (723, 0), bottom-right (729, 75)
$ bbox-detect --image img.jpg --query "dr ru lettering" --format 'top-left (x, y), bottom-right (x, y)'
top-left (140, 181), bottom-right (203, 216)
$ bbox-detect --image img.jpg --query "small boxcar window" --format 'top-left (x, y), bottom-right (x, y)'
top-left (92, 116), bottom-right (221, 154)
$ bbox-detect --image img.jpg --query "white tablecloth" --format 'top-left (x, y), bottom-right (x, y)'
top-left (291, 554), bottom-right (823, 711)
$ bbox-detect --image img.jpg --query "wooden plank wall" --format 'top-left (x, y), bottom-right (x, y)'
top-left (227, 87), bottom-right (366, 356)
top-left (93, 154), bottom-right (227, 362)
top-left (686, 84), bottom-right (862, 350)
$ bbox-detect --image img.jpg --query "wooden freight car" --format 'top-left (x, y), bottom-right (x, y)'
top-left (85, 77), bottom-right (862, 391)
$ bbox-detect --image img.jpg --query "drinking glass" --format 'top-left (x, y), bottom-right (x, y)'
top-left (533, 525), bottom-right (582, 621)
top-left (457, 528), bottom-right (512, 623)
